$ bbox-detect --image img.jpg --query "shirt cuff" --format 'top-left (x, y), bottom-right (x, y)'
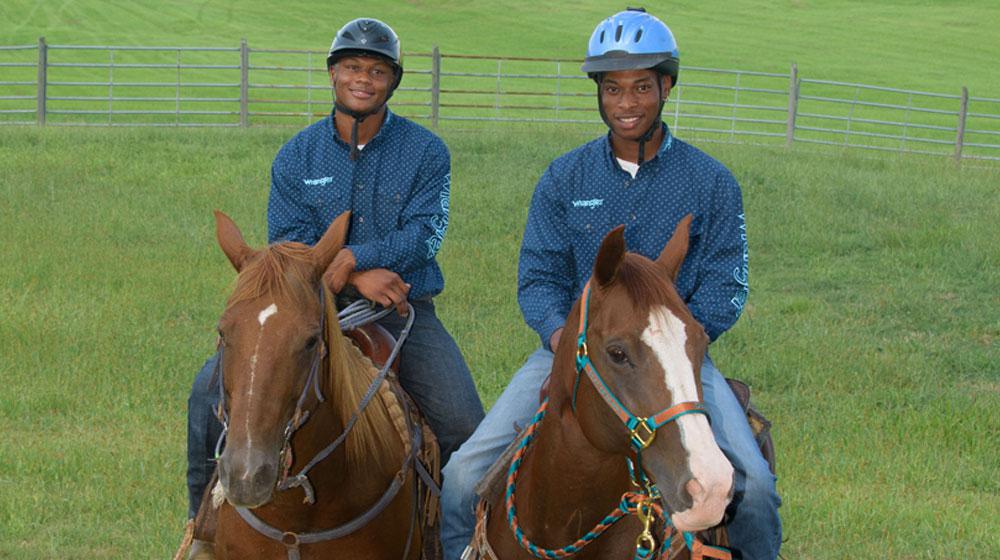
top-left (347, 244), bottom-right (377, 271)
top-left (538, 314), bottom-right (567, 352)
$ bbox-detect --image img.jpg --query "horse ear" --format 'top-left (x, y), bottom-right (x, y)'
top-left (214, 210), bottom-right (254, 272)
top-left (594, 225), bottom-right (626, 288)
top-left (312, 211), bottom-right (351, 272)
top-left (656, 214), bottom-right (692, 282)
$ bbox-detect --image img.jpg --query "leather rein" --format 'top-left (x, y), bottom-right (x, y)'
top-left (214, 290), bottom-right (436, 560)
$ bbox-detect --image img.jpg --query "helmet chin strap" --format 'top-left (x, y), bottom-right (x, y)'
top-left (333, 101), bottom-right (379, 161)
top-left (597, 76), bottom-right (666, 166)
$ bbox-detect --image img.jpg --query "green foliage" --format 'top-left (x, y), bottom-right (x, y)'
top-left (0, 125), bottom-right (997, 558)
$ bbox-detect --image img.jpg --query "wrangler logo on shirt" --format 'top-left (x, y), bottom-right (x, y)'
top-left (572, 198), bottom-right (604, 208)
top-left (302, 176), bottom-right (333, 186)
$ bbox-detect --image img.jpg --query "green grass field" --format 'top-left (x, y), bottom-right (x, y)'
top-left (1, 1), bottom-right (999, 558)
top-left (1, 124), bottom-right (997, 558)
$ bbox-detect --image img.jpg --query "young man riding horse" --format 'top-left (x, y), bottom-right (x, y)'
top-left (184, 17), bottom-right (484, 558)
top-left (441, 8), bottom-right (782, 560)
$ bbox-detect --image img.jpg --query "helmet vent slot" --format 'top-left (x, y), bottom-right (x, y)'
top-left (635, 29), bottom-right (643, 42)
top-left (615, 24), bottom-right (623, 42)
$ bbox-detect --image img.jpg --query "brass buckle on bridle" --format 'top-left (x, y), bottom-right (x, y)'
top-left (630, 418), bottom-right (656, 449)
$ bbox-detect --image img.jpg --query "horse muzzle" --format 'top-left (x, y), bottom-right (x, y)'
top-left (218, 446), bottom-right (279, 508)
top-left (669, 467), bottom-right (735, 532)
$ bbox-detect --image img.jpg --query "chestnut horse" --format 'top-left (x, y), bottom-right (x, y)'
top-left (206, 210), bottom-right (437, 559)
top-left (473, 217), bottom-right (734, 560)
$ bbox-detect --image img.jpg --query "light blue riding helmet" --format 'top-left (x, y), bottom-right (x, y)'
top-left (581, 7), bottom-right (679, 85)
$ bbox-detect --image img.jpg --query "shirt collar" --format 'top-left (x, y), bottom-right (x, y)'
top-left (328, 106), bottom-right (394, 150)
top-left (603, 122), bottom-right (674, 169)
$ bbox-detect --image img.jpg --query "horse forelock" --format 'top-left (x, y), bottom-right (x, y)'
top-left (225, 242), bottom-right (315, 310)
top-left (612, 253), bottom-right (687, 318)
top-left (614, 253), bottom-right (705, 371)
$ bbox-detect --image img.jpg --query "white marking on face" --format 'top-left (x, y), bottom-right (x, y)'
top-left (258, 303), bottom-right (278, 325)
top-left (244, 302), bottom-right (277, 450)
top-left (641, 307), bottom-right (699, 406)
top-left (642, 306), bottom-right (734, 530)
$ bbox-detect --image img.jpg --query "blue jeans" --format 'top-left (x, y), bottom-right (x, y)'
top-left (440, 349), bottom-right (781, 560)
top-left (186, 299), bottom-right (485, 518)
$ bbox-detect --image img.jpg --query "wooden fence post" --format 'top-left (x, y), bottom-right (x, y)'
top-left (785, 62), bottom-right (798, 147)
top-left (431, 45), bottom-right (440, 128)
top-left (954, 86), bottom-right (968, 162)
top-left (37, 36), bottom-right (47, 126)
top-left (240, 39), bottom-right (249, 128)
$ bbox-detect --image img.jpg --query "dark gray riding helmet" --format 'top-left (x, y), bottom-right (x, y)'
top-left (326, 18), bottom-right (403, 94)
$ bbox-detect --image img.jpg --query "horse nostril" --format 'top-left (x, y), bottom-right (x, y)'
top-left (253, 464), bottom-right (276, 490)
top-left (686, 478), bottom-right (705, 501)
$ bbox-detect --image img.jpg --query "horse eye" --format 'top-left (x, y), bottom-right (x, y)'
top-left (305, 335), bottom-right (319, 350)
top-left (606, 345), bottom-right (629, 365)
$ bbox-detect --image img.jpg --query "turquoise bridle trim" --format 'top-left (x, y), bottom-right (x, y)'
top-left (571, 281), bottom-right (709, 453)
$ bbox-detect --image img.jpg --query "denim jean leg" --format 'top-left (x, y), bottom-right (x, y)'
top-left (377, 300), bottom-right (485, 466)
top-left (187, 352), bottom-right (224, 519)
top-left (700, 354), bottom-right (782, 560)
top-left (440, 348), bottom-right (554, 560)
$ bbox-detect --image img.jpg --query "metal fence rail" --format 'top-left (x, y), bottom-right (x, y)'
top-left (2, 38), bottom-right (998, 162)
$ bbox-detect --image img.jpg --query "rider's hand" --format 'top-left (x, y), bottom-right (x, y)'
top-left (323, 248), bottom-right (356, 293)
top-left (348, 268), bottom-right (411, 316)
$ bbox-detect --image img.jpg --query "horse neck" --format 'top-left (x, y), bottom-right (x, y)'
top-left (321, 323), bottom-right (406, 491)
top-left (512, 357), bottom-right (632, 543)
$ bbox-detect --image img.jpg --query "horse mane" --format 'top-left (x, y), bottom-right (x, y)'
top-left (321, 296), bottom-right (403, 475)
top-left (226, 243), bottom-right (401, 475)
top-left (226, 242), bottom-right (314, 307)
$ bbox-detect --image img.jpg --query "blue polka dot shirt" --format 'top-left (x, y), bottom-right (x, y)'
top-left (267, 109), bottom-right (451, 300)
top-left (518, 124), bottom-right (749, 348)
